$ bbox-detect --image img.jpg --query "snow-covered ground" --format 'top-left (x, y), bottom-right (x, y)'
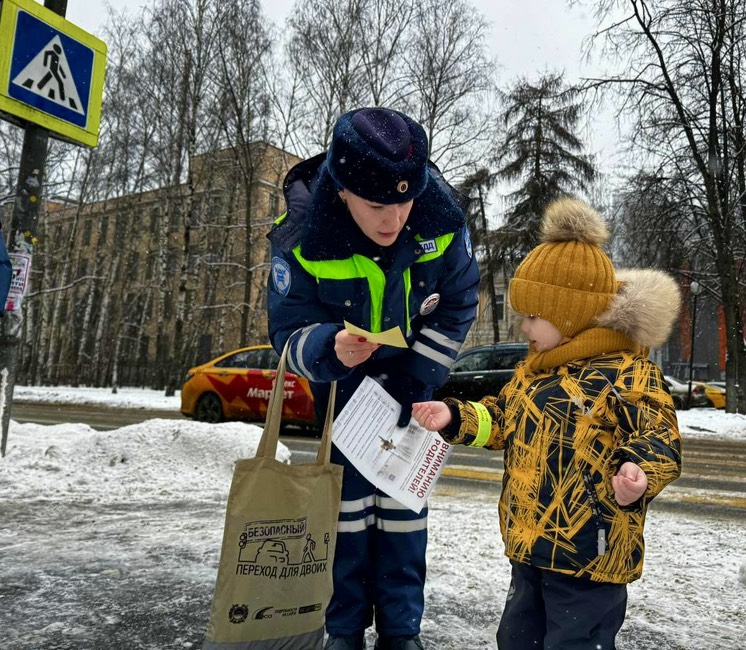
top-left (13, 385), bottom-right (185, 411)
top-left (1, 387), bottom-right (745, 649)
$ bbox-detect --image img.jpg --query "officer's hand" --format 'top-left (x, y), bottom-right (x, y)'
top-left (412, 401), bottom-right (452, 431)
top-left (335, 330), bottom-right (380, 368)
top-left (384, 375), bottom-right (432, 428)
top-left (397, 402), bottom-right (414, 429)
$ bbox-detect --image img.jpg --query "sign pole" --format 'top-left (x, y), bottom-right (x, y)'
top-left (0, 0), bottom-right (67, 457)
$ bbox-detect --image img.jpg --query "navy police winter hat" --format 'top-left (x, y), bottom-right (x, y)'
top-left (326, 107), bottom-right (429, 204)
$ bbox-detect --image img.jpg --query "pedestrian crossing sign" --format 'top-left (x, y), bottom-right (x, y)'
top-left (0, 0), bottom-right (107, 147)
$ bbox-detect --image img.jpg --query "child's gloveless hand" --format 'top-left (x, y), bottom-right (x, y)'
top-left (412, 401), bottom-right (452, 431)
top-left (612, 461), bottom-right (648, 506)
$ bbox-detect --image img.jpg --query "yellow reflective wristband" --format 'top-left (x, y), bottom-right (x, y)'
top-left (466, 401), bottom-right (491, 447)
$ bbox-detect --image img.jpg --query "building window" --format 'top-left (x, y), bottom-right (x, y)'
top-left (149, 208), bottom-right (159, 236)
top-left (169, 204), bottom-right (182, 231)
top-left (114, 213), bottom-right (127, 241)
top-left (163, 292), bottom-right (173, 319)
top-left (269, 191), bottom-right (279, 216)
top-left (138, 336), bottom-right (150, 364)
top-left (167, 250), bottom-right (178, 274)
top-left (209, 193), bottom-right (224, 217)
top-left (100, 215), bottom-right (109, 243)
top-left (198, 334), bottom-right (213, 364)
top-left (189, 203), bottom-right (201, 228)
top-left (146, 254), bottom-right (155, 280)
top-left (82, 218), bottom-right (93, 246)
top-left (495, 293), bottom-right (505, 321)
top-left (129, 251), bottom-right (140, 280)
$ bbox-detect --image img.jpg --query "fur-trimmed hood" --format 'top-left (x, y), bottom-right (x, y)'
top-left (595, 269), bottom-right (681, 348)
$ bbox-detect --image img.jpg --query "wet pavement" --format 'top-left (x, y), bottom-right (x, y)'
top-left (0, 491), bottom-right (710, 650)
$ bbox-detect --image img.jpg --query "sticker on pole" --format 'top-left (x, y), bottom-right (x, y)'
top-left (5, 252), bottom-right (31, 312)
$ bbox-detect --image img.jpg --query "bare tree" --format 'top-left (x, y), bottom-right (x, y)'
top-left (357, 0), bottom-right (414, 107)
top-left (286, 0), bottom-right (497, 169)
top-left (582, 0), bottom-right (746, 411)
top-left (0, 124), bottom-right (23, 204)
top-left (137, 0), bottom-right (224, 394)
top-left (287, 0), bottom-right (367, 154)
top-left (460, 168), bottom-right (504, 343)
top-left (402, 0), bottom-right (496, 175)
top-left (212, 0), bottom-right (275, 344)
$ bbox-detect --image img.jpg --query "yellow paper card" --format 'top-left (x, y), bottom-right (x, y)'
top-left (344, 320), bottom-right (408, 348)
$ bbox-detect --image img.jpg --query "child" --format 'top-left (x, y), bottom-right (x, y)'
top-left (412, 198), bottom-right (682, 650)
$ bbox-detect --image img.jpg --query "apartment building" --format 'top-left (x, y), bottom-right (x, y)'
top-left (17, 142), bottom-right (301, 388)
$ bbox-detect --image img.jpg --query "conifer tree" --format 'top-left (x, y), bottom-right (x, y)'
top-left (494, 73), bottom-right (596, 269)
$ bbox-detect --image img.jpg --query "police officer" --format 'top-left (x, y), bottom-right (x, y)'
top-left (267, 107), bottom-right (480, 650)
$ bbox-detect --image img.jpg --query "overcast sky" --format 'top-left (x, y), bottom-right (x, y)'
top-left (65, 0), bottom-right (602, 84)
top-left (61, 0), bottom-right (622, 165)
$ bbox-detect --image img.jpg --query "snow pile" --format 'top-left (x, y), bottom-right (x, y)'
top-left (679, 407), bottom-right (746, 440)
top-left (0, 419), bottom-right (289, 502)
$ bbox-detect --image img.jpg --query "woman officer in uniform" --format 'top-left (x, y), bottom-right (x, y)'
top-left (267, 107), bottom-right (479, 650)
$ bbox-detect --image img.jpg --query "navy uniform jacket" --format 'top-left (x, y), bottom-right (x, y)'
top-left (266, 154), bottom-right (480, 419)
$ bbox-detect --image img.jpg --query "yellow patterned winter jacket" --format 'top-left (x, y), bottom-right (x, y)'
top-left (440, 270), bottom-right (682, 584)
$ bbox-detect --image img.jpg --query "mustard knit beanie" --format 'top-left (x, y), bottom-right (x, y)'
top-left (509, 198), bottom-right (616, 337)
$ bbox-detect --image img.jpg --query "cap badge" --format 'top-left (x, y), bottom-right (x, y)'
top-left (397, 180), bottom-right (409, 193)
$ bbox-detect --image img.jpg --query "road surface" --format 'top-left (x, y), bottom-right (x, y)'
top-left (11, 401), bottom-right (746, 515)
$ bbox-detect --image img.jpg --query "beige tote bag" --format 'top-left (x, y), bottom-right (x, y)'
top-left (204, 344), bottom-right (343, 649)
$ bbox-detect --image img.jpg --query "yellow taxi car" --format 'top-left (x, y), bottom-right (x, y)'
top-left (703, 381), bottom-right (726, 409)
top-left (180, 344), bottom-right (316, 427)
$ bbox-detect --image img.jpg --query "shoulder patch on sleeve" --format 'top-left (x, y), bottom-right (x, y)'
top-left (271, 257), bottom-right (292, 296)
top-left (464, 228), bottom-right (473, 258)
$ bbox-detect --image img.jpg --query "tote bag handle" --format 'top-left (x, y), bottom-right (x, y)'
top-left (256, 341), bottom-right (336, 465)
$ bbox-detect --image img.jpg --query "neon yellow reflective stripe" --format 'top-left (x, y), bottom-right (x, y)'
top-left (357, 257), bottom-right (384, 332)
top-left (466, 401), bottom-right (491, 447)
top-left (403, 267), bottom-right (411, 333)
top-left (415, 233), bottom-right (456, 262)
top-left (274, 212), bottom-right (288, 225)
top-left (292, 249), bottom-right (386, 332)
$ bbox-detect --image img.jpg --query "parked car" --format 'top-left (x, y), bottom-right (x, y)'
top-left (434, 342), bottom-right (529, 402)
top-left (663, 375), bottom-right (708, 410)
top-left (703, 381), bottom-right (726, 409)
top-left (180, 344), bottom-right (316, 427)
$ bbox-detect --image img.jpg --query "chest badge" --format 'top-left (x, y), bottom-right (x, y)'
top-left (419, 293), bottom-right (441, 316)
top-left (420, 239), bottom-right (437, 254)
